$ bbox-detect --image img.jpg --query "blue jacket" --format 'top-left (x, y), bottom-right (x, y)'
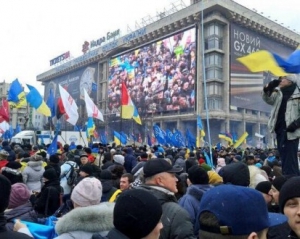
top-left (179, 184), bottom-right (213, 236)
top-left (124, 148), bottom-right (137, 173)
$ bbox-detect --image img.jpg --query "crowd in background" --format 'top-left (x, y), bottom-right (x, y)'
top-left (0, 139), bottom-right (300, 238)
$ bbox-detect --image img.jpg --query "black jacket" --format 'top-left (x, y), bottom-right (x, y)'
top-left (138, 185), bottom-right (196, 239)
top-left (31, 179), bottom-right (61, 216)
top-left (93, 228), bottom-right (129, 239)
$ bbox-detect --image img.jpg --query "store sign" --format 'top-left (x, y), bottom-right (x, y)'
top-left (90, 29), bottom-right (120, 48)
top-left (50, 51), bottom-right (70, 66)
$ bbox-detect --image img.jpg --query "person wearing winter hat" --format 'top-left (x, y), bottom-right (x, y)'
top-left (113, 154), bottom-right (125, 165)
top-left (0, 175), bottom-right (33, 238)
top-left (179, 165), bottom-right (213, 236)
top-left (99, 170), bottom-right (122, 202)
top-left (8, 183), bottom-right (31, 209)
top-left (255, 181), bottom-right (273, 204)
top-left (199, 184), bottom-right (287, 239)
top-left (30, 168), bottom-right (61, 217)
top-left (1, 161), bottom-right (23, 185)
top-left (45, 154), bottom-right (61, 178)
top-left (54, 177), bottom-right (114, 239)
top-left (105, 189), bottom-right (163, 239)
top-left (262, 74), bottom-right (300, 176)
top-left (267, 176), bottom-right (300, 238)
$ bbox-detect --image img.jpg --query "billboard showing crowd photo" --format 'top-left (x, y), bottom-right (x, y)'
top-left (230, 23), bottom-right (294, 112)
top-left (107, 27), bottom-right (197, 116)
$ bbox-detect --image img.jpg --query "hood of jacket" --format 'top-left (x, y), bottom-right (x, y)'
top-left (27, 161), bottom-right (43, 171)
top-left (55, 202), bottom-right (115, 235)
top-left (138, 184), bottom-right (177, 205)
top-left (186, 184), bottom-right (213, 201)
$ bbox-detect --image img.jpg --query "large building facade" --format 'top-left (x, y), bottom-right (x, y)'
top-left (37, 0), bottom-right (300, 147)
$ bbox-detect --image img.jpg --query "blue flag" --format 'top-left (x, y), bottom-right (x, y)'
top-left (100, 132), bottom-right (108, 145)
top-left (47, 134), bottom-right (58, 156)
top-left (172, 130), bottom-right (185, 148)
top-left (46, 89), bottom-right (56, 118)
top-left (165, 129), bottom-right (174, 146)
top-left (153, 124), bottom-right (166, 145)
top-left (120, 132), bottom-right (128, 145)
top-left (203, 151), bottom-right (213, 168)
top-left (147, 134), bottom-right (152, 146)
top-left (197, 115), bottom-right (203, 129)
top-left (186, 128), bottom-right (196, 149)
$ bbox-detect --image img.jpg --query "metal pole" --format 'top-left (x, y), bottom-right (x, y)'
top-left (201, 0), bottom-right (213, 166)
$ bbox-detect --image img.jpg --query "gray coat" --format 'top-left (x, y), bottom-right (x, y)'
top-left (262, 84), bottom-right (300, 140)
top-left (22, 161), bottom-right (45, 192)
top-left (55, 202), bottom-right (115, 239)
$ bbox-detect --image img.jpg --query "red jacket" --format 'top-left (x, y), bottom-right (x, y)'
top-left (0, 160), bottom-right (8, 170)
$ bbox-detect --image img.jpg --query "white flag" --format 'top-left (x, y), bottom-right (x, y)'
top-left (0, 121), bottom-right (9, 134)
top-left (58, 85), bottom-right (79, 126)
top-left (84, 88), bottom-right (104, 121)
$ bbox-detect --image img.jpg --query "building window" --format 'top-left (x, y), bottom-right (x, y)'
top-left (207, 82), bottom-right (223, 96)
top-left (204, 23), bottom-right (224, 50)
top-left (206, 67), bottom-right (223, 80)
top-left (206, 97), bottom-right (223, 110)
top-left (205, 53), bottom-right (223, 67)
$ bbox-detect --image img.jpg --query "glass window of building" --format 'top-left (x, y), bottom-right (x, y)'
top-left (204, 22), bottom-right (224, 50)
top-left (205, 97), bottom-right (223, 110)
top-left (207, 82), bottom-right (223, 96)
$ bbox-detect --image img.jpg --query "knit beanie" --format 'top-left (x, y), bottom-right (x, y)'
top-left (80, 164), bottom-right (93, 175)
top-left (43, 168), bottom-right (58, 181)
top-left (114, 189), bottom-right (162, 239)
top-left (255, 181), bottom-right (272, 195)
top-left (279, 176), bottom-right (300, 213)
top-left (8, 183), bottom-right (30, 209)
top-left (0, 174), bottom-right (11, 212)
top-left (200, 163), bottom-right (212, 172)
top-left (113, 154), bottom-right (125, 165)
top-left (188, 165), bottom-right (209, 184)
top-left (6, 161), bottom-right (22, 169)
top-left (272, 176), bottom-right (287, 191)
top-left (71, 177), bottom-right (102, 207)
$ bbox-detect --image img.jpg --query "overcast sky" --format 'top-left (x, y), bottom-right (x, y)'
top-left (0, 0), bottom-right (299, 94)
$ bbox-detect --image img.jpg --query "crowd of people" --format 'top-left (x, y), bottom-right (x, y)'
top-left (0, 139), bottom-right (300, 239)
top-left (107, 28), bottom-right (196, 114)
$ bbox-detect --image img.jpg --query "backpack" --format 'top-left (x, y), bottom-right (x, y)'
top-left (63, 162), bottom-right (78, 186)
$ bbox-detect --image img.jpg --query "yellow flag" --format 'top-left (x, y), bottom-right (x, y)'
top-left (233, 132), bottom-right (249, 148)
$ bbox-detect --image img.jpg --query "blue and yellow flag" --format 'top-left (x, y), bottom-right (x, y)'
top-left (86, 117), bottom-right (95, 139)
top-left (7, 79), bottom-right (27, 108)
top-left (233, 132), bottom-right (249, 148)
top-left (26, 84), bottom-right (51, 117)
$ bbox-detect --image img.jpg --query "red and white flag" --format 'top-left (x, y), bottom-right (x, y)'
top-left (84, 88), bottom-right (104, 121)
top-left (58, 85), bottom-right (79, 126)
top-left (0, 99), bottom-right (10, 122)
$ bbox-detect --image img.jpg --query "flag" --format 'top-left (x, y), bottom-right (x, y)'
top-left (47, 134), bottom-right (58, 156)
top-left (218, 134), bottom-right (233, 146)
top-left (131, 133), bottom-right (137, 142)
top-left (237, 47), bottom-right (300, 76)
top-left (86, 117), bottom-right (95, 139)
top-left (15, 124), bottom-right (21, 134)
top-left (46, 89), bottom-right (56, 118)
top-left (203, 151), bottom-right (213, 168)
top-left (121, 82), bottom-right (142, 125)
top-left (186, 128), bottom-right (196, 149)
top-left (171, 130), bottom-right (185, 148)
top-left (114, 131), bottom-right (122, 145)
top-left (153, 124), bottom-right (166, 145)
top-left (165, 129), bottom-right (174, 146)
top-left (26, 84), bottom-right (51, 117)
top-left (216, 142), bottom-right (222, 151)
top-left (100, 131), bottom-right (108, 145)
top-left (0, 99), bottom-right (10, 122)
top-left (56, 98), bottom-right (65, 119)
top-left (120, 132), bottom-right (128, 144)
top-left (84, 88), bottom-right (104, 121)
top-left (147, 133), bottom-right (152, 146)
top-left (7, 79), bottom-right (27, 108)
top-left (58, 85), bottom-right (79, 125)
top-left (233, 132), bottom-right (249, 148)
top-left (197, 115), bottom-right (205, 137)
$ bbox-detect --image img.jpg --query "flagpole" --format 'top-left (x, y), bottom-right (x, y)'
top-left (200, 0), bottom-right (213, 166)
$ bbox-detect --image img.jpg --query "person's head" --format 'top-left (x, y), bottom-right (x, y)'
top-left (8, 183), bottom-right (30, 209)
top-left (187, 165), bottom-right (209, 186)
top-left (246, 155), bottom-right (255, 166)
top-left (255, 181), bottom-right (273, 204)
top-left (279, 75), bottom-right (297, 88)
top-left (279, 176), bottom-right (300, 237)
top-left (120, 173), bottom-right (134, 191)
top-left (80, 153), bottom-right (89, 165)
top-left (199, 184), bottom-right (287, 239)
top-left (143, 159), bottom-right (182, 193)
top-left (113, 154), bottom-right (125, 165)
top-left (113, 189), bottom-right (163, 239)
top-left (49, 154), bottom-right (60, 164)
top-left (271, 176), bottom-right (287, 205)
top-left (0, 150), bottom-right (9, 161)
top-left (71, 177), bottom-right (102, 208)
top-left (43, 168), bottom-right (58, 182)
top-left (79, 164), bottom-right (94, 177)
top-left (0, 174), bottom-right (11, 213)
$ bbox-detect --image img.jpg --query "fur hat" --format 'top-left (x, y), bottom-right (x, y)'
top-left (113, 154), bottom-right (125, 165)
top-left (71, 177), bottom-right (102, 207)
top-left (8, 183), bottom-right (30, 209)
top-left (114, 189), bottom-right (162, 239)
top-left (0, 174), bottom-right (11, 212)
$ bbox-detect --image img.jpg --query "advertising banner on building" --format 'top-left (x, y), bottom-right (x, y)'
top-left (44, 63), bottom-right (98, 111)
top-left (107, 27), bottom-right (197, 116)
top-left (230, 23), bottom-right (294, 112)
